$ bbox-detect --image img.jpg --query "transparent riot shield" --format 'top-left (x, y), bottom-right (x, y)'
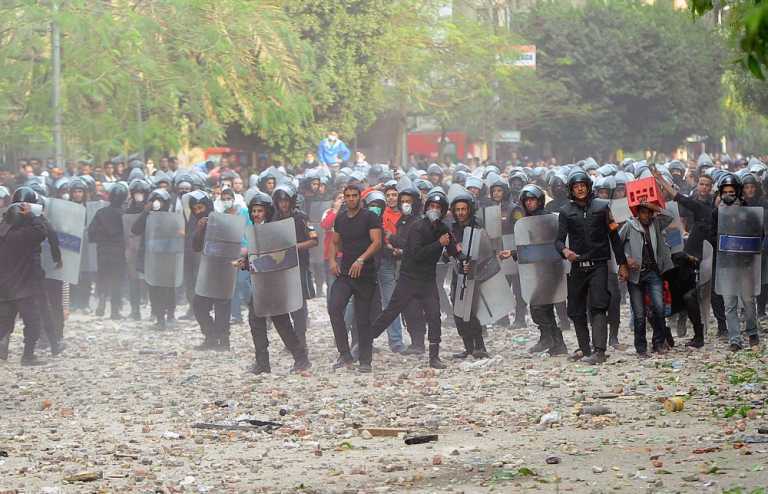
top-left (144, 212), bottom-right (185, 288)
top-left (715, 206), bottom-right (762, 298)
top-left (195, 212), bottom-right (246, 299)
top-left (514, 214), bottom-right (567, 305)
top-left (41, 198), bottom-right (86, 284)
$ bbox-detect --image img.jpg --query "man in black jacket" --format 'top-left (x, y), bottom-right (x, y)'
top-left (88, 183), bottom-right (128, 320)
top-left (388, 187), bottom-right (429, 355)
top-left (369, 190), bottom-right (457, 368)
top-left (555, 170), bottom-right (629, 365)
top-left (0, 193), bottom-right (49, 365)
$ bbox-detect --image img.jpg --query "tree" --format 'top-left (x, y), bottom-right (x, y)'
top-left (690, 0), bottom-right (768, 80)
top-left (516, 0), bottom-right (727, 159)
top-left (0, 1), bottom-right (312, 161)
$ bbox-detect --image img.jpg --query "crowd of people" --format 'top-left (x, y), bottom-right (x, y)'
top-left (1, 132), bottom-right (766, 373)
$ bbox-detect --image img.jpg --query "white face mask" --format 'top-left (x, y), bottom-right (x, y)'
top-left (327, 135), bottom-right (336, 142)
top-left (61, 193), bottom-right (70, 201)
top-left (222, 200), bottom-right (234, 210)
top-left (151, 200), bottom-right (162, 211)
top-left (400, 203), bottom-right (412, 215)
top-left (426, 209), bottom-right (441, 222)
top-left (134, 193), bottom-right (144, 203)
top-left (29, 203), bottom-right (43, 217)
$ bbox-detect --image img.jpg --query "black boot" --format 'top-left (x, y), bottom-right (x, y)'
top-left (154, 313), bottom-right (166, 331)
top-left (528, 328), bottom-right (553, 353)
top-left (403, 333), bottom-right (426, 355)
top-left (50, 338), bottom-right (64, 357)
top-left (250, 351), bottom-right (271, 374)
top-left (686, 317), bottom-right (705, 348)
top-left (96, 298), bottom-right (106, 317)
top-left (193, 336), bottom-right (217, 351)
top-left (472, 335), bottom-right (490, 359)
top-left (0, 334), bottom-right (9, 361)
top-left (582, 349), bottom-right (606, 365)
top-left (216, 333), bottom-right (231, 352)
top-left (21, 343), bottom-right (45, 366)
top-left (548, 326), bottom-right (568, 356)
top-left (608, 324), bottom-right (620, 348)
top-left (452, 336), bottom-right (474, 359)
top-left (429, 343), bottom-right (446, 369)
top-left (291, 347), bottom-right (312, 373)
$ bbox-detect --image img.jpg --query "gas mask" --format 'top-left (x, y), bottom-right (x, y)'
top-left (133, 193), bottom-right (145, 203)
top-left (151, 200), bottom-right (163, 211)
top-left (426, 209), bottom-right (441, 222)
top-left (400, 203), bottom-right (413, 216)
top-left (721, 192), bottom-right (737, 205)
top-left (222, 199), bottom-right (234, 210)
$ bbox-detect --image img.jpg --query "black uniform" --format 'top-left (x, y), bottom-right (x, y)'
top-left (449, 216), bottom-right (487, 353)
top-left (125, 201), bottom-right (147, 318)
top-left (39, 216), bottom-right (65, 350)
top-left (131, 211), bottom-right (176, 327)
top-left (388, 212), bottom-right (429, 349)
top-left (0, 214), bottom-right (47, 361)
top-left (191, 216), bottom-right (232, 349)
top-left (88, 204), bottom-right (126, 319)
top-left (370, 216), bottom-right (456, 347)
top-left (555, 197), bottom-right (627, 356)
top-left (673, 191), bottom-right (727, 334)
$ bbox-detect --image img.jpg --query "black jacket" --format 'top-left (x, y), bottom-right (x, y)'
top-left (0, 216), bottom-right (47, 301)
top-left (41, 216), bottom-right (62, 266)
top-left (88, 205), bottom-right (126, 266)
top-left (400, 216), bottom-right (457, 281)
top-left (555, 197), bottom-right (626, 265)
top-left (674, 192), bottom-right (713, 259)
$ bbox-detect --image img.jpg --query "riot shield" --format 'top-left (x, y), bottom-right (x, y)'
top-left (698, 240), bottom-right (713, 287)
top-left (609, 198), bottom-right (632, 224)
top-left (476, 205), bottom-right (502, 240)
top-left (195, 212), bottom-right (246, 299)
top-left (247, 218), bottom-right (303, 317)
top-left (698, 240), bottom-right (714, 334)
top-left (663, 202), bottom-right (685, 254)
top-left (81, 200), bottom-right (107, 273)
top-left (501, 233), bottom-right (518, 275)
top-left (475, 270), bottom-right (515, 326)
top-left (41, 198), bottom-right (85, 284)
top-left (123, 213), bottom-right (142, 280)
top-left (144, 212), bottom-right (185, 288)
top-left (715, 206), bottom-right (762, 297)
top-left (453, 226), bottom-right (481, 322)
top-left (514, 214), bottom-right (567, 305)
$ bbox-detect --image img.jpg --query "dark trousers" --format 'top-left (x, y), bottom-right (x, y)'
top-left (98, 264), bottom-right (125, 315)
top-left (184, 252), bottom-right (200, 311)
top-left (129, 278), bottom-right (146, 314)
top-left (710, 257), bottom-right (727, 331)
top-left (509, 273), bottom-right (527, 321)
top-left (248, 302), bottom-right (302, 356)
top-left (328, 275), bottom-right (377, 365)
top-left (0, 295), bottom-right (42, 350)
top-left (607, 273), bottom-right (621, 329)
top-left (371, 275), bottom-right (442, 345)
top-left (148, 286), bottom-right (175, 320)
top-left (403, 299), bottom-right (427, 347)
top-left (43, 279), bottom-right (64, 342)
top-left (193, 295), bottom-right (231, 339)
top-left (567, 263), bottom-right (610, 353)
top-left (70, 275), bottom-right (92, 310)
top-left (757, 284), bottom-right (767, 316)
top-left (290, 300), bottom-right (308, 351)
top-left (530, 303), bottom-right (558, 332)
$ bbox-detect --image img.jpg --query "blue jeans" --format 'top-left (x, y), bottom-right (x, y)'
top-left (628, 270), bottom-right (665, 353)
top-left (723, 295), bottom-right (758, 346)
top-left (231, 270), bottom-right (251, 322)
top-left (378, 257), bottom-right (405, 351)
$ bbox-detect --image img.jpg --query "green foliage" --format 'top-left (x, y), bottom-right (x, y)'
top-left (516, 0), bottom-right (727, 159)
top-left (691, 0), bottom-right (768, 80)
top-left (0, 0), bottom-right (312, 160)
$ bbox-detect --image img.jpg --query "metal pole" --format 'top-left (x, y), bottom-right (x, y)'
top-left (52, 1), bottom-right (64, 168)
